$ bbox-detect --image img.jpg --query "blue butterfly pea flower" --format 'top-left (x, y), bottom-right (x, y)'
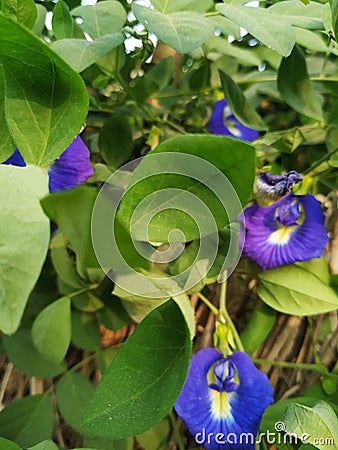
top-left (175, 348), bottom-right (273, 450)
top-left (209, 99), bottom-right (259, 142)
top-left (2, 136), bottom-right (93, 193)
top-left (240, 193), bottom-right (328, 270)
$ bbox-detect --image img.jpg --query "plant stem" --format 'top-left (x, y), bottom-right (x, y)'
top-left (253, 358), bottom-right (336, 378)
top-left (168, 410), bottom-right (185, 450)
top-left (219, 279), bottom-right (244, 352)
top-left (69, 353), bottom-right (98, 373)
top-left (303, 147), bottom-right (338, 174)
top-left (197, 292), bottom-right (219, 316)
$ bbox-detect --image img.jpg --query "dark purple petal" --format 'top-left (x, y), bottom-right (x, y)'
top-left (241, 194), bottom-right (328, 270)
top-left (175, 349), bottom-right (273, 450)
top-left (255, 171), bottom-right (303, 204)
top-left (2, 149), bottom-right (26, 167)
top-left (48, 136), bottom-right (93, 193)
top-left (208, 99), bottom-right (259, 143)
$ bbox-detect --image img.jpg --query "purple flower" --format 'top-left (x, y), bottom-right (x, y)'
top-left (175, 348), bottom-right (273, 450)
top-left (208, 99), bottom-right (259, 142)
top-left (240, 193), bottom-right (328, 271)
top-left (2, 136), bottom-right (93, 193)
top-left (255, 171), bottom-right (303, 205)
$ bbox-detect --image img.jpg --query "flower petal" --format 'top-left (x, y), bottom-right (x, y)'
top-left (175, 349), bottom-right (273, 450)
top-left (208, 99), bottom-right (259, 142)
top-left (2, 149), bottom-right (26, 167)
top-left (48, 136), bottom-right (93, 193)
top-left (241, 194), bottom-right (328, 270)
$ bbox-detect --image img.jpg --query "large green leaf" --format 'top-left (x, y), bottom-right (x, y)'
top-left (151, 0), bottom-right (212, 13)
top-left (84, 437), bottom-right (133, 450)
top-left (268, 1), bottom-right (324, 30)
top-left (219, 70), bottom-right (266, 131)
top-left (0, 14), bottom-right (88, 166)
top-left (283, 402), bottom-right (338, 450)
top-left (52, 0), bottom-right (73, 39)
top-left (27, 441), bottom-right (59, 450)
top-left (117, 135), bottom-right (255, 243)
top-left (0, 437), bottom-right (22, 450)
top-left (71, 1), bottom-right (126, 39)
top-left (240, 305), bottom-right (276, 355)
top-left (3, 329), bottom-right (66, 377)
top-left (82, 299), bottom-right (191, 439)
top-left (0, 395), bottom-right (54, 447)
top-left (0, 166), bottom-right (49, 334)
top-left (32, 297), bottom-right (71, 362)
top-left (0, 65), bottom-right (15, 161)
top-left (329, 0), bottom-right (338, 40)
top-left (41, 186), bottom-right (99, 269)
top-left (136, 419), bottom-right (170, 450)
top-left (132, 5), bottom-right (214, 54)
top-left (51, 34), bottom-right (124, 73)
top-left (258, 264), bottom-right (338, 316)
top-left (277, 45), bottom-right (322, 120)
top-left (56, 371), bottom-right (95, 433)
top-left (1, 0), bottom-right (37, 29)
top-left (216, 3), bottom-right (295, 57)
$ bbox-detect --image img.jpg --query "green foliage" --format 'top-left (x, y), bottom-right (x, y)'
top-left (56, 371), bottom-right (95, 433)
top-left (0, 394), bottom-right (54, 447)
top-left (283, 402), bottom-right (338, 450)
top-left (32, 297), bottom-right (71, 362)
top-left (0, 166), bottom-right (49, 334)
top-left (0, 14), bottom-right (88, 166)
top-left (1, 0), bottom-right (37, 29)
top-left (27, 441), bottom-right (59, 450)
top-left (0, 437), bottom-right (22, 450)
top-left (52, 0), bottom-right (73, 39)
top-left (82, 299), bottom-right (191, 439)
top-left (133, 5), bottom-right (214, 54)
top-left (258, 263), bottom-right (338, 316)
top-left (3, 329), bottom-right (66, 377)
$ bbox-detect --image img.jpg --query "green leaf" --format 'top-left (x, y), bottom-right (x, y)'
top-left (84, 437), bottom-right (133, 450)
top-left (117, 134), bottom-right (255, 243)
top-left (32, 4), bottom-right (47, 36)
top-left (268, 1), bottom-right (324, 30)
top-left (0, 13), bottom-right (88, 166)
top-left (241, 305), bottom-right (276, 355)
top-left (277, 45), bottom-right (322, 120)
top-left (56, 371), bottom-right (95, 433)
top-left (0, 437), bottom-right (22, 450)
top-left (132, 5), bottom-right (214, 54)
top-left (41, 186), bottom-right (99, 269)
top-left (136, 418), bottom-right (170, 450)
top-left (51, 34), bottom-right (124, 73)
top-left (256, 127), bottom-right (305, 153)
top-left (0, 166), bottom-right (49, 334)
top-left (82, 299), bottom-right (192, 439)
top-left (295, 28), bottom-right (336, 54)
top-left (0, 65), bottom-right (15, 161)
top-left (52, 0), bottom-right (73, 39)
top-left (216, 3), bottom-right (295, 57)
top-left (1, 0), bottom-right (37, 29)
top-left (72, 310), bottom-right (101, 351)
top-left (283, 402), bottom-right (338, 450)
top-left (151, 0), bottom-right (212, 13)
top-left (32, 297), bottom-right (71, 362)
top-left (72, 1), bottom-right (126, 39)
top-left (3, 329), bottom-right (66, 377)
top-left (219, 70), bottom-right (266, 131)
top-left (0, 394), bottom-right (54, 447)
top-left (329, 0), bottom-right (338, 40)
top-left (99, 111), bottom-right (133, 169)
top-left (258, 264), bottom-right (338, 316)
top-left (26, 441), bottom-right (59, 450)
top-left (204, 37), bottom-right (261, 67)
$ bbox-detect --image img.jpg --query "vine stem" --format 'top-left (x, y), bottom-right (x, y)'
top-left (219, 280), bottom-right (244, 352)
top-left (303, 146), bottom-right (338, 174)
top-left (197, 292), bottom-right (219, 316)
top-left (252, 358), bottom-right (335, 378)
top-left (168, 410), bottom-right (185, 450)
